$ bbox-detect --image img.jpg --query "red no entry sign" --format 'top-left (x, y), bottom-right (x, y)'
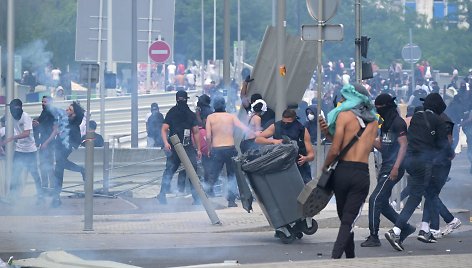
top-left (148, 40), bottom-right (171, 63)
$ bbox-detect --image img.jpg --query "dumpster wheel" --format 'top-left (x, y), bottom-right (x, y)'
top-left (301, 219), bottom-right (318, 235)
top-left (275, 230), bottom-right (296, 244)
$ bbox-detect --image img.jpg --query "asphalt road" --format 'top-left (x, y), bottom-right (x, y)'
top-left (1, 228), bottom-right (471, 268)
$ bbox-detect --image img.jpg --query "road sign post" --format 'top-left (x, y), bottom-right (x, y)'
top-left (80, 63), bottom-right (99, 232)
top-left (303, 0), bottom-right (343, 178)
top-left (148, 40), bottom-right (171, 63)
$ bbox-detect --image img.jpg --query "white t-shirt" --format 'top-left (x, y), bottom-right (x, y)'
top-left (51, 68), bottom-right (61, 81)
top-left (13, 112), bottom-right (37, 153)
top-left (167, 64), bottom-right (176, 75)
top-left (0, 126), bottom-right (5, 138)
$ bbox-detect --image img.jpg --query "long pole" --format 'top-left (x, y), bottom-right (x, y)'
top-left (84, 66), bottom-right (94, 231)
top-left (272, 0), bottom-right (276, 26)
top-left (98, 0), bottom-right (106, 140)
top-left (409, 28), bottom-right (415, 95)
top-left (131, 0), bottom-right (138, 147)
top-left (4, 0), bottom-right (15, 199)
top-left (355, 0), bottom-right (362, 82)
top-left (146, 0), bottom-right (154, 93)
top-left (213, 0), bottom-right (216, 62)
top-left (223, 0), bottom-right (230, 89)
top-left (275, 0), bottom-right (285, 120)
top-left (201, 0), bottom-right (205, 92)
top-left (102, 0), bottom-right (112, 140)
top-left (169, 135), bottom-right (220, 224)
top-left (315, 0), bottom-right (324, 178)
top-left (237, 0), bottom-right (241, 83)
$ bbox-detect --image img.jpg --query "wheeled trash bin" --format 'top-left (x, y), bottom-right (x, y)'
top-left (234, 143), bottom-right (318, 244)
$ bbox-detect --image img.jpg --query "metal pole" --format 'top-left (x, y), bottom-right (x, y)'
top-left (315, 0), bottom-right (324, 178)
top-left (275, 0), bottom-right (286, 120)
top-left (201, 0), bottom-right (205, 92)
top-left (4, 0), bottom-right (14, 200)
top-left (409, 28), bottom-right (415, 95)
top-left (131, 0), bottom-right (139, 147)
top-left (213, 0), bottom-right (216, 62)
top-left (0, 45), bottom-right (2, 94)
top-left (355, 0), bottom-right (362, 82)
top-left (84, 66), bottom-right (94, 231)
top-left (169, 135), bottom-right (220, 225)
top-left (223, 0), bottom-right (230, 89)
top-left (98, 0), bottom-right (106, 139)
top-left (272, 0), bottom-right (277, 26)
top-left (237, 0), bottom-right (241, 83)
top-left (102, 141), bottom-right (110, 194)
top-left (146, 0), bottom-right (154, 93)
top-left (101, 0), bottom-right (111, 141)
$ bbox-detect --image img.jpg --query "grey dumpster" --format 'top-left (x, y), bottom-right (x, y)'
top-left (234, 143), bottom-right (318, 244)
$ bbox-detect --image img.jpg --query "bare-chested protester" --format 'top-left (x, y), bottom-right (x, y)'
top-left (206, 96), bottom-right (253, 207)
top-left (319, 83), bottom-right (378, 259)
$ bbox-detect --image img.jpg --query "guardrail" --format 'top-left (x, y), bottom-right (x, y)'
top-left (0, 90), bottom-right (199, 147)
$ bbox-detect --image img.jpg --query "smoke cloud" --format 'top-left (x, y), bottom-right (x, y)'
top-left (16, 40), bottom-right (53, 72)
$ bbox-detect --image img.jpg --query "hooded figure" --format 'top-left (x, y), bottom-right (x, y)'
top-left (213, 96), bottom-right (226, 113)
top-left (327, 83), bottom-right (377, 135)
top-left (375, 93), bottom-right (399, 133)
top-left (9, 99), bottom-right (24, 120)
top-left (197, 94), bottom-right (213, 120)
top-left (421, 93), bottom-right (447, 115)
top-left (305, 104), bottom-right (320, 144)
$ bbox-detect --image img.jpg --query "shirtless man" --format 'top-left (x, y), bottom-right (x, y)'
top-left (319, 83), bottom-right (378, 259)
top-left (206, 96), bottom-right (252, 207)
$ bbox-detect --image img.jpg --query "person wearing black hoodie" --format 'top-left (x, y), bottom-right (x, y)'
top-left (52, 101), bottom-right (85, 208)
top-left (362, 94), bottom-right (414, 247)
top-left (385, 93), bottom-right (449, 251)
top-left (157, 90), bottom-right (201, 205)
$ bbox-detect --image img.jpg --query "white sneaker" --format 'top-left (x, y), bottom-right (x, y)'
top-left (441, 218), bottom-right (462, 237)
top-left (430, 229), bottom-right (442, 239)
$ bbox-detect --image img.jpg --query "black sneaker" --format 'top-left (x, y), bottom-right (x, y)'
top-left (400, 224), bottom-right (416, 242)
top-left (417, 230), bottom-right (437, 243)
top-left (360, 235), bottom-right (381, 247)
top-left (385, 229), bottom-right (403, 251)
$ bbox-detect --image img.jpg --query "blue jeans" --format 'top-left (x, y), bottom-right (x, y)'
top-left (159, 146), bottom-right (199, 200)
top-left (422, 162), bottom-right (453, 229)
top-left (368, 166), bottom-right (404, 236)
top-left (209, 146), bottom-right (238, 202)
top-left (11, 151), bottom-right (43, 199)
top-left (395, 156), bottom-right (433, 231)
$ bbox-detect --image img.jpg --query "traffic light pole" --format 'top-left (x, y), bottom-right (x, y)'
top-left (355, 0), bottom-right (362, 83)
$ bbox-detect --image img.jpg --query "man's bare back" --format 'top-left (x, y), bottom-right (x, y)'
top-left (206, 112), bottom-right (249, 148)
top-left (322, 110), bottom-right (378, 167)
top-left (337, 111), bottom-right (377, 163)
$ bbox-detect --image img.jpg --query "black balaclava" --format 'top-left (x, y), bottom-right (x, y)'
top-left (10, 99), bottom-right (23, 120)
top-left (213, 96), bottom-right (226, 112)
top-left (197, 94), bottom-right (211, 108)
top-left (423, 93), bottom-right (446, 115)
top-left (375, 93), bottom-right (398, 132)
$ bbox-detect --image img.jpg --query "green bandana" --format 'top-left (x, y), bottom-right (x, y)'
top-left (327, 84), bottom-right (377, 135)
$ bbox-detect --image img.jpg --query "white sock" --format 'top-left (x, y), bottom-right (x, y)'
top-left (421, 222), bottom-right (430, 232)
top-left (393, 227), bottom-right (401, 236)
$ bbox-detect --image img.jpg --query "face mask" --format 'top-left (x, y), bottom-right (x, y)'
top-left (307, 114), bottom-right (315, 121)
top-left (177, 99), bottom-right (187, 105)
top-left (282, 121), bottom-right (294, 129)
top-left (376, 106), bottom-right (390, 117)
